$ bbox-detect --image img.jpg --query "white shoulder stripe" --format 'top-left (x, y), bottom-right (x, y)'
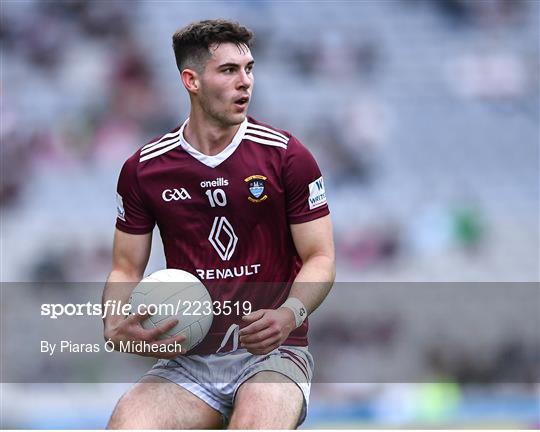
top-left (245, 128), bottom-right (289, 145)
top-left (140, 134), bottom-right (181, 155)
top-left (141, 129), bottom-right (181, 151)
top-left (139, 139), bottom-right (181, 162)
top-left (246, 122), bottom-right (288, 141)
top-left (244, 134), bottom-right (287, 149)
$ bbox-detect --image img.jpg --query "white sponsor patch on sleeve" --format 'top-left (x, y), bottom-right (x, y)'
top-left (308, 176), bottom-right (327, 210)
top-left (116, 193), bottom-right (126, 221)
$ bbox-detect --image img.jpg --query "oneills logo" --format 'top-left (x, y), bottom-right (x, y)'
top-left (245, 175), bottom-right (268, 203)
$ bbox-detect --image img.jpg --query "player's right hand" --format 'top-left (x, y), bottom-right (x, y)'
top-left (104, 311), bottom-right (186, 359)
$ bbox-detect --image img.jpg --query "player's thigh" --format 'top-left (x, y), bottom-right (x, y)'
top-left (107, 375), bottom-right (223, 429)
top-left (228, 371), bottom-right (303, 429)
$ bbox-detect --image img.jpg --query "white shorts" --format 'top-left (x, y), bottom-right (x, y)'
top-left (145, 346), bottom-right (313, 426)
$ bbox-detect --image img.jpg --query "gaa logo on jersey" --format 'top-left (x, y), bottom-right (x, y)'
top-left (162, 188), bottom-right (191, 202)
top-left (244, 175), bottom-right (268, 203)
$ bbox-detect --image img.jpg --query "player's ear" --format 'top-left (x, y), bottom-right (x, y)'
top-left (181, 69), bottom-right (200, 94)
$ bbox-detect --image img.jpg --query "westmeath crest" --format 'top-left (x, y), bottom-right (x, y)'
top-left (244, 174), bottom-right (268, 203)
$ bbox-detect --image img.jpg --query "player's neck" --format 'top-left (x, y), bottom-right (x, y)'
top-left (184, 113), bottom-right (241, 156)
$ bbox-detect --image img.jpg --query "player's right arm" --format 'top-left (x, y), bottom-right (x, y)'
top-left (102, 229), bottom-right (185, 358)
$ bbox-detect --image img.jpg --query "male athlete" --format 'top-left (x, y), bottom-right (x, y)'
top-left (103, 19), bottom-right (335, 429)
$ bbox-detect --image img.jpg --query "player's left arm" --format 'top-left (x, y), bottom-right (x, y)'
top-left (240, 215), bottom-right (335, 354)
top-left (287, 214), bottom-right (336, 311)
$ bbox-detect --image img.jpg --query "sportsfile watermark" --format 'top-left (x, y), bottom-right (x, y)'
top-left (0, 282), bottom-right (538, 384)
top-left (40, 299), bottom-right (253, 319)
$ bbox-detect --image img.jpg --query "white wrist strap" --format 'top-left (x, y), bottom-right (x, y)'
top-left (281, 297), bottom-right (308, 328)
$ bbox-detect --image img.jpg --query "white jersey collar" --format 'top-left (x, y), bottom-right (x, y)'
top-left (179, 118), bottom-right (248, 168)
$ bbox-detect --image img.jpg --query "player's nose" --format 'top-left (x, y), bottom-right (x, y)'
top-left (237, 69), bottom-right (252, 89)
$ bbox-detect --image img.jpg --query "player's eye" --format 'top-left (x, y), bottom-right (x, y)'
top-left (246, 65), bottom-right (253, 73)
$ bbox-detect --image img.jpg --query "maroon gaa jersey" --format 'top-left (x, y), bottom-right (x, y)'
top-left (115, 116), bottom-right (329, 354)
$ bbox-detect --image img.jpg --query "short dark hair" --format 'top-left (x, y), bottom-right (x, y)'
top-left (172, 19), bottom-right (253, 74)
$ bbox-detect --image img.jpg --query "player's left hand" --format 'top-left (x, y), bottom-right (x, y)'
top-left (239, 308), bottom-right (296, 355)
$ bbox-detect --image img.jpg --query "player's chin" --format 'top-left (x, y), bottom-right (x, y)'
top-left (229, 112), bottom-right (247, 124)
top-left (230, 105), bottom-right (249, 119)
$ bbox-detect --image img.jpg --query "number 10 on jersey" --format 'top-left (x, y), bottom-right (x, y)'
top-left (205, 188), bottom-right (227, 207)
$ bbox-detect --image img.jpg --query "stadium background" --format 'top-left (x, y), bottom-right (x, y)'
top-left (1, 0), bottom-right (538, 428)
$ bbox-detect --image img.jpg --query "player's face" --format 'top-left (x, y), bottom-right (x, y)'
top-left (198, 42), bottom-right (254, 127)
